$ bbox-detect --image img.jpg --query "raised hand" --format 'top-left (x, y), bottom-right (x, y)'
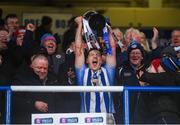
top-left (26, 23), bottom-right (35, 32)
top-left (151, 27), bottom-right (159, 49)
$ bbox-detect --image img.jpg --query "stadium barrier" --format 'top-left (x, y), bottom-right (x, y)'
top-left (1, 86), bottom-right (180, 125)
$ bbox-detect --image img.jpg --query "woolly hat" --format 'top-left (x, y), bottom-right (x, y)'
top-left (127, 40), bottom-right (145, 58)
top-left (40, 33), bottom-right (57, 46)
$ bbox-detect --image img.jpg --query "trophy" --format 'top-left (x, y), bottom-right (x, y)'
top-left (82, 10), bottom-right (112, 55)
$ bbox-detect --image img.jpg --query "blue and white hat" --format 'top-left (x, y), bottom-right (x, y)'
top-left (127, 40), bottom-right (145, 57)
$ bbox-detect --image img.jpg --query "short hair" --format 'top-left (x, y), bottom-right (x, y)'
top-left (5, 14), bottom-right (18, 22)
top-left (31, 54), bottom-right (48, 63)
top-left (124, 27), bottom-right (140, 39)
top-left (87, 48), bottom-right (102, 56)
top-left (62, 28), bottom-right (76, 52)
top-left (41, 16), bottom-right (52, 25)
top-left (171, 29), bottom-right (180, 36)
top-left (0, 26), bottom-right (9, 32)
top-left (67, 16), bottom-right (77, 28)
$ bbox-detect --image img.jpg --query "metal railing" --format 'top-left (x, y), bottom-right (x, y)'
top-left (1, 86), bottom-right (180, 125)
top-left (123, 86), bottom-right (180, 124)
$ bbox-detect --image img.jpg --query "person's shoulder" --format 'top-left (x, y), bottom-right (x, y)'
top-left (120, 61), bottom-right (130, 68)
top-left (12, 64), bottom-right (33, 85)
top-left (75, 64), bottom-right (87, 71)
top-left (117, 61), bottom-right (133, 74)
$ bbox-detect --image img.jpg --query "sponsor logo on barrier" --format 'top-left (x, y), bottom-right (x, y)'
top-left (60, 117), bottom-right (78, 123)
top-left (34, 117), bottom-right (53, 124)
top-left (85, 117), bottom-right (103, 123)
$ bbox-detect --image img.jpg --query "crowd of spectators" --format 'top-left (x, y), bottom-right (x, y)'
top-left (0, 13), bottom-right (179, 124)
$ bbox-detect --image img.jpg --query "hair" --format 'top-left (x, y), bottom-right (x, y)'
top-left (171, 29), bottom-right (180, 36)
top-left (87, 48), bottom-right (102, 57)
top-left (0, 26), bottom-right (9, 32)
top-left (62, 28), bottom-right (76, 52)
top-left (67, 16), bottom-right (77, 28)
top-left (41, 16), bottom-right (52, 26)
top-left (62, 17), bottom-right (77, 52)
top-left (124, 27), bottom-right (140, 39)
top-left (5, 14), bottom-right (18, 22)
top-left (31, 54), bottom-right (48, 64)
top-left (112, 27), bottom-right (124, 40)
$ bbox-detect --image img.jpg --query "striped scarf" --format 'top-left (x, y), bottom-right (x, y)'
top-left (81, 67), bottom-right (114, 113)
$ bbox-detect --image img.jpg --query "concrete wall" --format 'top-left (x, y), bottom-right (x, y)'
top-left (0, 5), bottom-right (179, 28)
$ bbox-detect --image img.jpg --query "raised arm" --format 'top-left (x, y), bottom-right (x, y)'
top-left (106, 32), bottom-right (116, 67)
top-left (74, 16), bottom-right (85, 68)
top-left (151, 27), bottom-right (158, 50)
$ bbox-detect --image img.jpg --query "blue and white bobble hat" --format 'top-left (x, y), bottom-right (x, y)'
top-left (127, 40), bottom-right (145, 57)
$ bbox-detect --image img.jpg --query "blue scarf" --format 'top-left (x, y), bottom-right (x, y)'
top-left (83, 67), bottom-right (112, 113)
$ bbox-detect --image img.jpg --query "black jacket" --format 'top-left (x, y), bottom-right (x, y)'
top-left (115, 62), bottom-right (148, 124)
top-left (8, 30), bottom-right (39, 66)
top-left (139, 71), bottom-right (180, 123)
top-left (58, 52), bottom-right (81, 113)
top-left (12, 63), bottom-right (65, 124)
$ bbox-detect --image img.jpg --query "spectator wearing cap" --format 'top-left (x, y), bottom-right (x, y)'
top-left (40, 33), bottom-right (65, 79)
top-left (115, 41), bottom-right (152, 124)
top-left (15, 28), bottom-right (26, 46)
top-left (41, 33), bottom-right (57, 55)
top-left (128, 29), bottom-right (180, 124)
